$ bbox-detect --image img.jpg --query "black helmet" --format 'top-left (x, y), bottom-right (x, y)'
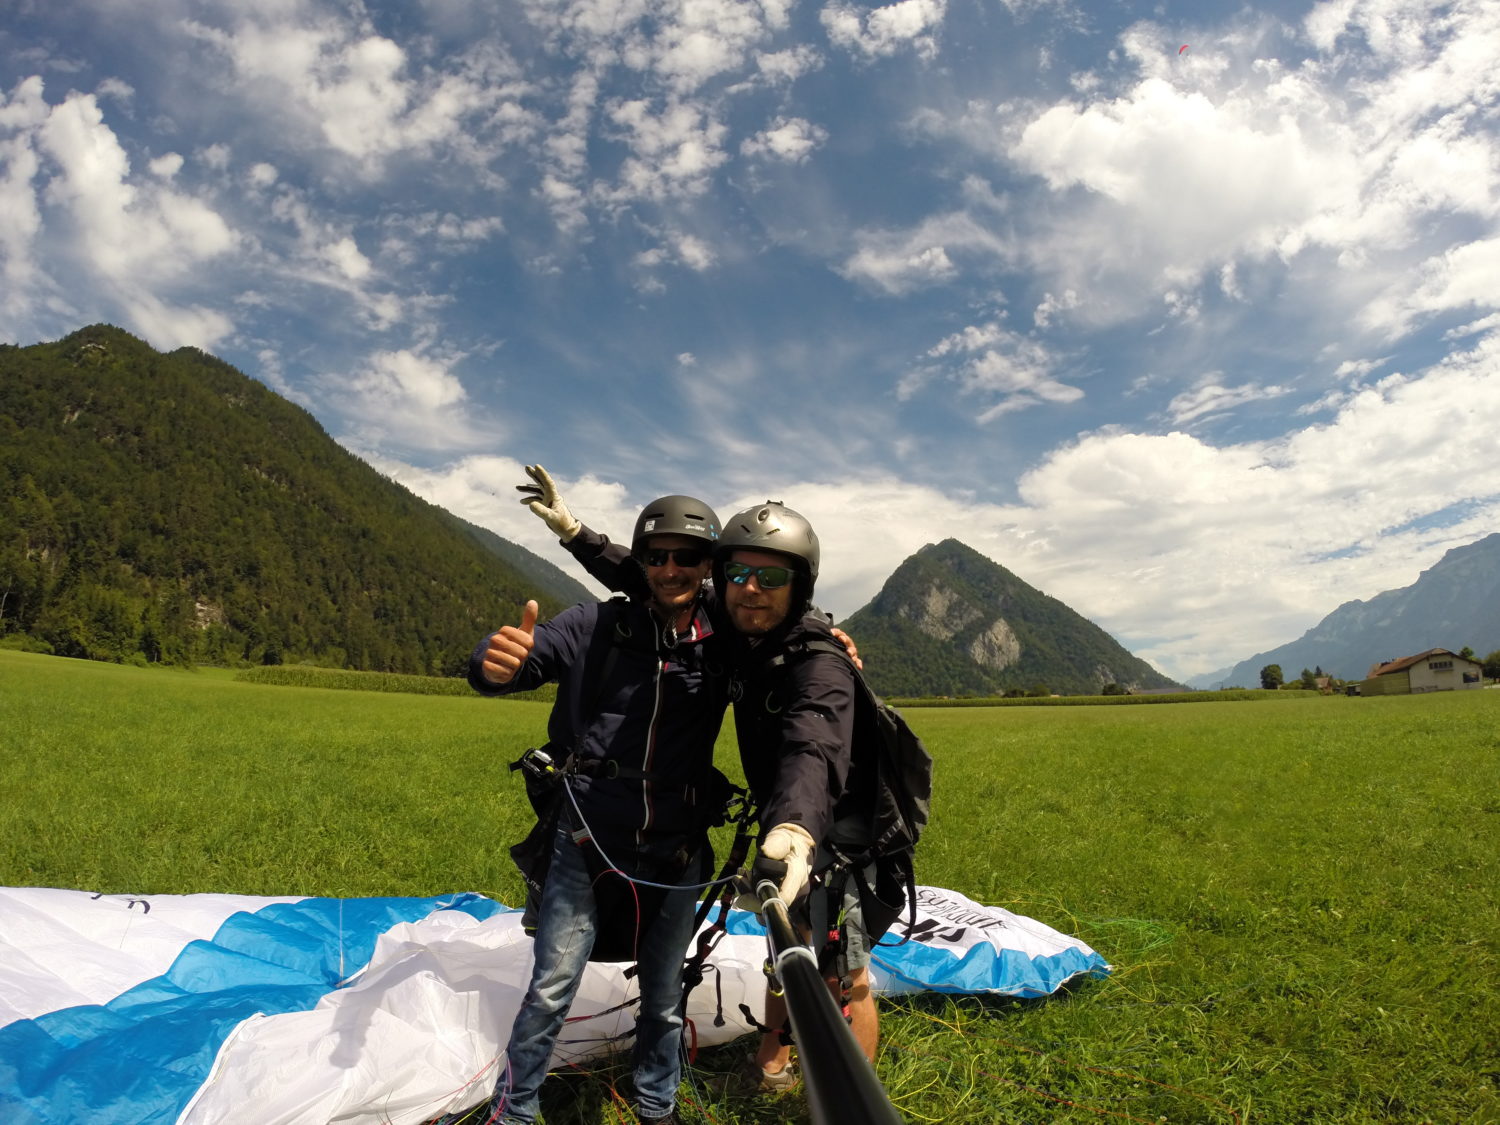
top-left (631, 495), bottom-right (721, 550)
top-left (715, 501), bottom-right (820, 607)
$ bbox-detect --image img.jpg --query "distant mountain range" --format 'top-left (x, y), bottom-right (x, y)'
top-left (1188, 533), bottom-right (1500, 688)
top-left (841, 539), bottom-right (1182, 697)
top-left (0, 325), bottom-right (590, 672)
top-left (1, 325), bottom-right (1188, 695)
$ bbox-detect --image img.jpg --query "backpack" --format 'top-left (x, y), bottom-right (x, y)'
top-left (764, 638), bottom-right (934, 944)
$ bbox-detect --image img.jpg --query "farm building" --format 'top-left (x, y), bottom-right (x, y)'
top-left (1359, 648), bottom-right (1485, 695)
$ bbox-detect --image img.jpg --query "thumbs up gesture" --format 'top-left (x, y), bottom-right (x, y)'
top-left (480, 600), bottom-right (538, 685)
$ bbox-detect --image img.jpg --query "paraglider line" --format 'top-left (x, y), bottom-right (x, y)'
top-left (562, 782), bottom-right (742, 893)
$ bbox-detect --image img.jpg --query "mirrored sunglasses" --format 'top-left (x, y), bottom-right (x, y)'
top-left (723, 561), bottom-right (793, 589)
top-left (638, 546), bottom-right (708, 568)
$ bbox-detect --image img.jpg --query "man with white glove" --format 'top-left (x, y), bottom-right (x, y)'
top-left (515, 463), bottom-right (581, 543)
top-left (709, 502), bottom-right (876, 1092)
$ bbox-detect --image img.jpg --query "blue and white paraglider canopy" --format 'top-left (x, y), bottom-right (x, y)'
top-left (0, 885), bottom-right (1108, 1124)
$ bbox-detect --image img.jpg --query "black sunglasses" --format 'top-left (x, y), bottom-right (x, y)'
top-left (638, 546), bottom-right (708, 568)
top-left (723, 561), bottom-right (793, 589)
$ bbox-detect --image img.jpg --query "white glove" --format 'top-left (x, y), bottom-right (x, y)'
top-left (516, 464), bottom-right (580, 542)
top-left (737, 822), bottom-right (815, 913)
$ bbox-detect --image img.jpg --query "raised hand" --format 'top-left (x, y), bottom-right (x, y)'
top-left (480, 600), bottom-right (538, 685)
top-left (515, 464), bottom-right (581, 542)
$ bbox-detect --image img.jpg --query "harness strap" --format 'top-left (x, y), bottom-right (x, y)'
top-left (678, 809), bottom-right (757, 1047)
top-left (569, 758), bottom-right (659, 781)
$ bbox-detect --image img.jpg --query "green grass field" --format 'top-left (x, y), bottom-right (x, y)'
top-left (2, 649), bottom-right (1497, 1124)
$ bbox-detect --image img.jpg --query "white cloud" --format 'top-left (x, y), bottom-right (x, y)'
top-left (257, 185), bottom-right (410, 327)
top-left (95, 77), bottom-right (134, 104)
top-left (821, 0), bottom-right (948, 60)
top-left (328, 347), bottom-right (492, 452)
top-left (181, 8), bottom-right (524, 173)
top-left (323, 235), bottom-right (372, 280)
top-left (357, 348), bottom-right (466, 411)
top-left (634, 230), bottom-right (718, 274)
top-left (3, 78), bottom-right (239, 348)
top-left (1000, 4), bottom-right (1499, 342)
top-left (537, 173), bottom-right (588, 233)
top-left (376, 211), bottom-right (505, 265)
top-left (675, 234), bottom-right (715, 270)
top-left (910, 319), bottom-right (1081, 419)
top-left (741, 116), bottom-right (828, 163)
top-left (598, 98), bottom-right (729, 202)
top-left (1333, 356), bottom-right (1389, 379)
top-left (1009, 77), bottom-right (1359, 294)
top-left (0, 78), bottom-right (47, 299)
top-left (1165, 379), bottom-right (1291, 425)
top-left (1447, 311), bottom-right (1500, 340)
top-left (148, 152), bottom-right (184, 179)
top-left (1033, 289), bottom-right (1078, 328)
top-left (1363, 236), bottom-right (1500, 338)
top-left (511, 0), bottom-right (811, 222)
top-left (756, 46), bottom-right (823, 83)
top-left (840, 240), bottom-right (955, 294)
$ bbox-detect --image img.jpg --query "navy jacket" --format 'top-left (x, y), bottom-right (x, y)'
top-left (469, 595), bottom-right (729, 852)
top-left (562, 526), bottom-right (858, 850)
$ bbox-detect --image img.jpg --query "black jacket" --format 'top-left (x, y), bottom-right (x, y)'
top-left (563, 526), bottom-right (858, 850)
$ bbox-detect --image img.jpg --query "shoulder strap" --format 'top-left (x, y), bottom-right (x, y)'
top-left (755, 635), bottom-right (852, 673)
top-left (570, 595), bottom-right (636, 755)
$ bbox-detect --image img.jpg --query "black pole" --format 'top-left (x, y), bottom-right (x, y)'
top-left (757, 881), bottom-right (904, 1125)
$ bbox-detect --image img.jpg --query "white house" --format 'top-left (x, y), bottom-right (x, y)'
top-left (1360, 648), bottom-right (1485, 695)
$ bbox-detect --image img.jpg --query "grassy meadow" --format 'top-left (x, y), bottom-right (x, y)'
top-left (2, 648), bottom-right (1497, 1124)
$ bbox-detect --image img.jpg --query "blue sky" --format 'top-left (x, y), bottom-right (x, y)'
top-left (3, 0), bottom-right (1498, 681)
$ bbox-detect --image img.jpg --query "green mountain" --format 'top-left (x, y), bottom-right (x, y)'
top-left (452, 516), bottom-right (594, 609)
top-left (841, 539), bottom-right (1182, 697)
top-left (0, 325), bottom-right (588, 673)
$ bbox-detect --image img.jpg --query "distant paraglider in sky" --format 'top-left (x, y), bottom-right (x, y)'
top-left (1179, 44), bottom-right (1190, 55)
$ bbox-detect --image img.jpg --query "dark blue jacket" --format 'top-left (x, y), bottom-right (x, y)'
top-left (469, 595), bottom-right (729, 853)
top-left (561, 526), bottom-right (857, 850)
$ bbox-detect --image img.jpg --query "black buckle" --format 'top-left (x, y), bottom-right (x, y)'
top-left (722, 789), bottom-right (751, 825)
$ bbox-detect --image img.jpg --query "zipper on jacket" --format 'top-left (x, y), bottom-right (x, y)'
top-left (638, 652), bottom-right (665, 841)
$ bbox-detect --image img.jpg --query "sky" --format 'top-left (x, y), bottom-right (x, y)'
top-left (3, 0), bottom-right (1498, 683)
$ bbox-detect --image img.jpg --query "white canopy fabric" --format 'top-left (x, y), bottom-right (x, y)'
top-left (0, 886), bottom-right (1107, 1125)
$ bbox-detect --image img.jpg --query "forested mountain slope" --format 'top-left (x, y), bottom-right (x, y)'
top-left (0, 325), bottom-right (579, 673)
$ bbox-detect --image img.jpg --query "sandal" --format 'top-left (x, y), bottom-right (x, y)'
top-left (737, 1054), bottom-right (798, 1095)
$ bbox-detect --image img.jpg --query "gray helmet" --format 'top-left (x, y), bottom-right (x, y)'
top-left (715, 501), bottom-right (820, 606)
top-left (631, 495), bottom-right (721, 550)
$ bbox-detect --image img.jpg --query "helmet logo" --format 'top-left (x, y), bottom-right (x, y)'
top-left (643, 519), bottom-right (656, 532)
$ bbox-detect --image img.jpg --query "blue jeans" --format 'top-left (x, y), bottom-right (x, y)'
top-left (494, 823), bottom-right (701, 1122)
